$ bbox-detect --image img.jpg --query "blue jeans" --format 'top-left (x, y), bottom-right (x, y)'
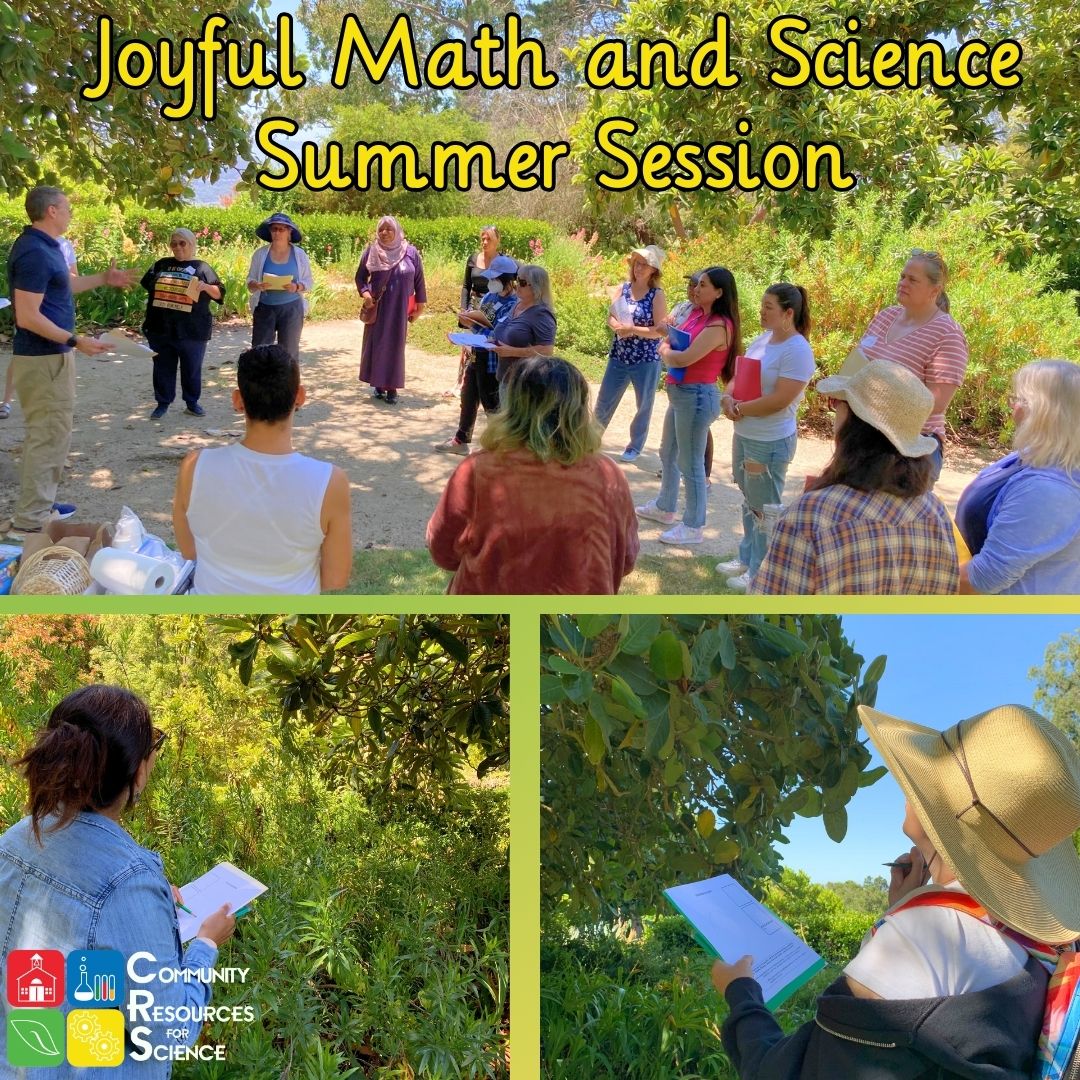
top-left (733, 431), bottom-right (798, 573)
top-left (594, 358), bottom-right (661, 454)
top-left (657, 383), bottom-right (721, 528)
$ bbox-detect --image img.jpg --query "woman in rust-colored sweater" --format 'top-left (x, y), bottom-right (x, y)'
top-left (426, 355), bottom-right (640, 594)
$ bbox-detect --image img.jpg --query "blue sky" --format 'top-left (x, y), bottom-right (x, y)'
top-left (783, 615), bottom-right (1079, 884)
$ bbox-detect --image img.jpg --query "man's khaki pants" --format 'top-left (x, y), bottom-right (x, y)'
top-left (11, 352), bottom-right (76, 530)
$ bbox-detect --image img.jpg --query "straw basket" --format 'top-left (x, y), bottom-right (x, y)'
top-left (12, 545), bottom-right (92, 595)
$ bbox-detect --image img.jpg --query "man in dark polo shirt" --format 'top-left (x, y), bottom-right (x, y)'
top-left (3, 187), bottom-right (137, 537)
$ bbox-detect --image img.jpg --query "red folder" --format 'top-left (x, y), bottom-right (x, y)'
top-left (732, 355), bottom-right (762, 401)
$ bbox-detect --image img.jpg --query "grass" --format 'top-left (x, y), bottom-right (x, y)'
top-left (341, 550), bottom-right (736, 596)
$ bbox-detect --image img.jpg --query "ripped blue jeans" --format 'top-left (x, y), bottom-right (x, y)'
top-left (733, 431), bottom-right (798, 574)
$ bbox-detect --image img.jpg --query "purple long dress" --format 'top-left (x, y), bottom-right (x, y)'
top-left (356, 244), bottom-right (427, 390)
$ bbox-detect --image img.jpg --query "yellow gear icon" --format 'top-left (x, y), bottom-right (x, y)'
top-left (87, 1029), bottom-right (123, 1063)
top-left (71, 1014), bottom-right (100, 1041)
top-left (67, 1009), bottom-right (125, 1067)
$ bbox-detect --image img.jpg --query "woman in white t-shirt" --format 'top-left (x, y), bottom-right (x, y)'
top-left (712, 702), bottom-right (1080, 1078)
top-left (718, 283), bottom-right (815, 590)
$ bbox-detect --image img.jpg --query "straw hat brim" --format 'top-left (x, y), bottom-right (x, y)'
top-left (817, 373), bottom-right (938, 458)
top-left (859, 704), bottom-right (1080, 944)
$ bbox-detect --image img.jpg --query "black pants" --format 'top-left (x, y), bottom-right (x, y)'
top-left (456, 358), bottom-right (501, 443)
top-left (252, 298), bottom-right (304, 362)
top-left (149, 335), bottom-right (207, 409)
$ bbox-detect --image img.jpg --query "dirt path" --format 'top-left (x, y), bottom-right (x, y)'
top-left (0, 319), bottom-right (995, 559)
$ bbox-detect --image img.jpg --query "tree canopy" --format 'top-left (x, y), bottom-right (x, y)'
top-left (1031, 630), bottom-right (1080, 746)
top-left (567, 0), bottom-right (1079, 283)
top-left (217, 614), bottom-right (510, 804)
top-left (0, 2), bottom-right (270, 203)
top-left (541, 613), bottom-right (887, 918)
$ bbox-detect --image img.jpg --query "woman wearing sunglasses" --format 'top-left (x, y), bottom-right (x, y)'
top-left (140, 228), bottom-right (225, 421)
top-left (0, 685), bottom-right (236, 1068)
top-left (487, 264), bottom-right (557, 380)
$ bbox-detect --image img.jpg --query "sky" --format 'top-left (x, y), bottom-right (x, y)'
top-left (782, 615), bottom-right (1079, 885)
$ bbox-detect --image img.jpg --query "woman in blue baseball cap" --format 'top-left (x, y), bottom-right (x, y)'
top-left (435, 254), bottom-right (520, 455)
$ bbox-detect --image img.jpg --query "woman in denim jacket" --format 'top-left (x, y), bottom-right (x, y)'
top-left (0, 685), bottom-right (235, 1076)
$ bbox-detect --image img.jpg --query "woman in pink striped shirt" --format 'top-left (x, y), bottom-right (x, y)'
top-left (857, 250), bottom-right (969, 483)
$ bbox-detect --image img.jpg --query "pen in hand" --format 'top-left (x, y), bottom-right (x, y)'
top-left (175, 900), bottom-right (194, 916)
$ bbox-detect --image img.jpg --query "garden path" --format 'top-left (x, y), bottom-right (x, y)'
top-left (0, 318), bottom-right (994, 565)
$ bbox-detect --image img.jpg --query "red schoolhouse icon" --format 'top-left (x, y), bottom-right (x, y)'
top-left (6, 950), bottom-right (65, 1007)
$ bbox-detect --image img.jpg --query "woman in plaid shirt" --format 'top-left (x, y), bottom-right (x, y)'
top-left (750, 361), bottom-right (958, 594)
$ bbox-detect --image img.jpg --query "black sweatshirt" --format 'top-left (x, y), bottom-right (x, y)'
top-left (722, 957), bottom-right (1047, 1080)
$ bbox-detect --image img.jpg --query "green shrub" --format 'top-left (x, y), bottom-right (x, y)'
top-left (761, 870), bottom-right (876, 965)
top-left (541, 918), bottom-right (837, 1080)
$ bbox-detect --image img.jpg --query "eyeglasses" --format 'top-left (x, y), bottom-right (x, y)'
top-left (1008, 393), bottom-right (1028, 409)
top-left (944, 723), bottom-right (1037, 859)
top-left (150, 728), bottom-right (168, 755)
top-left (516, 279), bottom-right (532, 288)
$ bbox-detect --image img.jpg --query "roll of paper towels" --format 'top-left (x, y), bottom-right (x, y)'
top-left (90, 548), bottom-right (176, 595)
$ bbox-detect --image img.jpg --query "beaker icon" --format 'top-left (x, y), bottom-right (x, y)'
top-left (73, 959), bottom-right (94, 1002)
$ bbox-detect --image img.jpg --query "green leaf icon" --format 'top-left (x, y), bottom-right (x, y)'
top-left (11, 1016), bottom-right (62, 1058)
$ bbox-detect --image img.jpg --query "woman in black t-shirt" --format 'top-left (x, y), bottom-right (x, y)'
top-left (140, 228), bottom-right (225, 420)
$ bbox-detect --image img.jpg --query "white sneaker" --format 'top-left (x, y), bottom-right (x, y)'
top-left (726, 571), bottom-right (751, 591)
top-left (635, 500), bottom-right (678, 525)
top-left (659, 523), bottom-right (704, 545)
top-left (715, 557), bottom-right (748, 576)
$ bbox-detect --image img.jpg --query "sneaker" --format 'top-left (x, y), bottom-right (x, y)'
top-left (726, 571), bottom-right (751, 591)
top-left (0, 402), bottom-right (11, 420)
top-left (619, 447), bottom-right (641, 463)
top-left (185, 403), bottom-right (206, 417)
top-left (715, 557), bottom-right (748, 576)
top-left (434, 438), bottom-right (469, 456)
top-left (150, 405), bottom-right (168, 420)
top-left (635, 500), bottom-right (678, 525)
top-left (659, 523), bottom-right (704, 545)
top-left (51, 503), bottom-right (77, 521)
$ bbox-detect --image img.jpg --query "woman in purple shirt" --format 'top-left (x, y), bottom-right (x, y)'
top-left (958, 359), bottom-right (1080, 594)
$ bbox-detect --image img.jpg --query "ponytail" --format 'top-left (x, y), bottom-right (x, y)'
top-left (766, 282), bottom-right (812, 338)
top-left (15, 685), bottom-right (154, 842)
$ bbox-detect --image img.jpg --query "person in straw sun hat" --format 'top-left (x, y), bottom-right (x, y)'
top-left (713, 702), bottom-right (1080, 1079)
top-left (750, 359), bottom-right (959, 594)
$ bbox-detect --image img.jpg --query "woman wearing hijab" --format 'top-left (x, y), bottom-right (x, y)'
top-left (141, 227), bottom-right (225, 420)
top-left (714, 701), bottom-right (1080, 1079)
top-left (247, 211), bottom-right (313, 362)
top-left (0, 685), bottom-right (236, 1069)
top-left (355, 216), bottom-right (427, 405)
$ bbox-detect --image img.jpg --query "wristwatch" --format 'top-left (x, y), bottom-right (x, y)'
top-left (65, 334), bottom-right (78, 349)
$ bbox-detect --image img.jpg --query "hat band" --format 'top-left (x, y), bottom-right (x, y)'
top-left (945, 723), bottom-right (1038, 860)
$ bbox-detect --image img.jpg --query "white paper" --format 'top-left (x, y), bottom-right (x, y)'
top-left (98, 331), bottom-right (154, 356)
top-left (665, 873), bottom-right (824, 1007)
top-left (176, 862), bottom-right (267, 943)
top-left (447, 331), bottom-right (493, 348)
top-left (0, 297), bottom-right (10, 309)
top-left (837, 346), bottom-right (870, 377)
